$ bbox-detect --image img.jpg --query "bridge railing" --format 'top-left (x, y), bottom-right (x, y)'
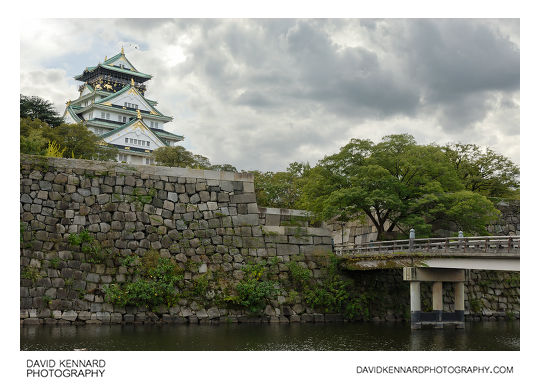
top-left (334, 235), bottom-right (520, 256)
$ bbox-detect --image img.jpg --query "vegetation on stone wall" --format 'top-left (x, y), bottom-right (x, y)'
top-left (104, 250), bottom-right (184, 309)
top-left (225, 263), bottom-right (278, 313)
top-left (68, 230), bottom-right (108, 264)
top-left (286, 256), bottom-right (371, 320)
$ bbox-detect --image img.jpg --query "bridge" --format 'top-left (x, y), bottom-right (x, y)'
top-left (334, 232), bottom-right (520, 329)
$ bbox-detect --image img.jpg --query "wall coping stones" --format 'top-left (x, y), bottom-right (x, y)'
top-left (21, 155), bottom-right (254, 183)
top-left (262, 225), bottom-right (331, 237)
top-left (259, 207), bottom-right (311, 217)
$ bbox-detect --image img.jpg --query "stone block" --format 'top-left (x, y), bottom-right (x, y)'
top-left (96, 312), bottom-right (111, 323)
top-left (276, 243), bottom-right (300, 256)
top-left (230, 193), bottom-right (257, 204)
top-left (61, 310), bottom-right (78, 321)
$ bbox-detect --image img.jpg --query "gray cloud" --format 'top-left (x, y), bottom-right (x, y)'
top-left (20, 19), bottom-right (520, 171)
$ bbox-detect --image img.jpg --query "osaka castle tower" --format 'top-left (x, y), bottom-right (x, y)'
top-left (62, 47), bottom-right (183, 165)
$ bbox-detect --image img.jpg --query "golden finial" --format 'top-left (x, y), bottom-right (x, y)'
top-left (105, 55), bottom-right (107, 61)
top-left (66, 100), bottom-right (71, 106)
top-left (137, 109), bottom-right (141, 119)
top-left (131, 78), bottom-right (135, 86)
top-left (121, 46), bottom-right (125, 55)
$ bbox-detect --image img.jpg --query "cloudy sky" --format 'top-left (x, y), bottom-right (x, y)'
top-left (20, 18), bottom-right (520, 171)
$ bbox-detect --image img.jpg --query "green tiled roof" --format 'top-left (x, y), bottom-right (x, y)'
top-left (74, 63), bottom-right (151, 80)
top-left (64, 105), bottom-right (82, 123)
top-left (103, 52), bottom-right (140, 73)
top-left (96, 84), bottom-right (169, 118)
top-left (100, 118), bottom-right (167, 147)
top-left (96, 84), bottom-right (131, 104)
top-left (85, 119), bottom-right (121, 129)
top-left (152, 128), bottom-right (184, 141)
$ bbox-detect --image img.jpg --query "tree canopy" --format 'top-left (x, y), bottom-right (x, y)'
top-left (20, 94), bottom-right (64, 127)
top-left (152, 146), bottom-right (211, 168)
top-left (443, 143), bottom-right (520, 199)
top-left (299, 134), bottom-right (507, 239)
top-left (20, 117), bottom-right (118, 161)
top-left (252, 162), bottom-right (310, 209)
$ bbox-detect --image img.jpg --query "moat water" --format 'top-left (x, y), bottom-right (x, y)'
top-left (20, 321), bottom-right (519, 351)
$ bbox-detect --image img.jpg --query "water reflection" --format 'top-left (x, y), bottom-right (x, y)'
top-left (21, 321), bottom-right (519, 351)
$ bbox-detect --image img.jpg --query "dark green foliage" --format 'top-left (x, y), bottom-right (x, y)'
top-left (287, 261), bottom-right (311, 288)
top-left (21, 267), bottom-right (41, 283)
top-left (469, 298), bottom-right (482, 313)
top-left (226, 263), bottom-right (277, 313)
top-left (153, 146), bottom-right (209, 168)
top-left (300, 134), bottom-right (504, 239)
top-left (49, 257), bottom-right (60, 269)
top-left (287, 255), bottom-right (370, 320)
top-left (105, 255), bottom-right (183, 308)
top-left (121, 254), bottom-right (140, 267)
top-left (443, 143), bottom-right (520, 199)
top-left (20, 94), bottom-right (63, 127)
top-left (68, 230), bottom-right (107, 264)
top-left (304, 276), bottom-right (351, 313)
top-left (252, 162), bottom-right (310, 209)
top-left (210, 163), bottom-right (238, 172)
top-left (234, 279), bottom-right (277, 313)
top-left (20, 116), bottom-right (118, 160)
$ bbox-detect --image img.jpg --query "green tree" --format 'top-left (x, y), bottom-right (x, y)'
top-left (443, 143), bottom-right (520, 199)
top-left (300, 134), bottom-right (500, 239)
top-left (253, 161), bottom-right (310, 209)
top-left (20, 94), bottom-right (63, 127)
top-left (153, 145), bottom-right (211, 168)
top-left (210, 163), bottom-right (238, 172)
top-left (20, 117), bottom-right (118, 161)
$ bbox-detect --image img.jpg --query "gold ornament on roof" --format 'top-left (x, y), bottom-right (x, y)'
top-left (137, 109), bottom-right (142, 119)
top-left (105, 56), bottom-right (107, 61)
top-left (121, 46), bottom-right (125, 55)
top-left (66, 100), bottom-right (71, 106)
top-left (131, 78), bottom-right (135, 86)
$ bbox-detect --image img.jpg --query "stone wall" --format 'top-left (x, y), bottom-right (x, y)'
top-left (20, 155), bottom-right (335, 325)
top-left (258, 207), bottom-right (311, 227)
top-left (20, 155), bottom-right (519, 325)
top-left (487, 200), bottom-right (520, 236)
top-left (340, 269), bottom-right (519, 322)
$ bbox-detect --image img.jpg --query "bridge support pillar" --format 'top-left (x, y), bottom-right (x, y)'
top-left (404, 267), bottom-right (467, 330)
top-left (410, 282), bottom-right (421, 330)
top-left (432, 281), bottom-right (443, 328)
top-left (454, 282), bottom-right (465, 329)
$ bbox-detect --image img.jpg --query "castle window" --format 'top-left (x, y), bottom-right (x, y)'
top-left (125, 138), bottom-right (128, 144)
top-left (147, 141), bottom-right (150, 146)
top-left (101, 112), bottom-right (105, 119)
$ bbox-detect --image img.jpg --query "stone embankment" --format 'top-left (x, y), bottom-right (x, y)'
top-left (20, 155), bottom-right (519, 325)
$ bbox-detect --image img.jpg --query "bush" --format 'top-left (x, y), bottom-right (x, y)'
top-left (234, 279), bottom-right (277, 313)
top-left (287, 261), bottom-right (311, 288)
top-left (227, 263), bottom-right (277, 313)
top-left (105, 256), bottom-right (183, 309)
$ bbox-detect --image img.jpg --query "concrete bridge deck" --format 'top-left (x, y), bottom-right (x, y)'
top-left (336, 235), bottom-right (520, 272)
